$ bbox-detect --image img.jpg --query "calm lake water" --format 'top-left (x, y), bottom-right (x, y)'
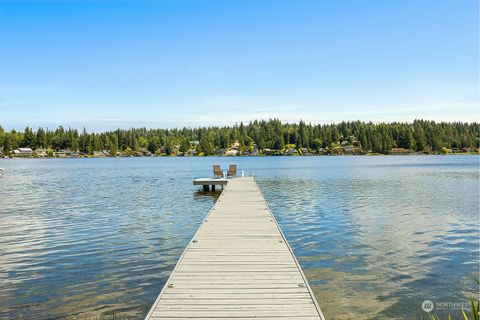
top-left (0, 156), bottom-right (478, 319)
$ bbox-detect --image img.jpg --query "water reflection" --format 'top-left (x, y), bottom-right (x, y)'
top-left (193, 190), bottom-right (222, 199)
top-left (258, 156), bottom-right (479, 319)
top-left (0, 156), bottom-right (478, 319)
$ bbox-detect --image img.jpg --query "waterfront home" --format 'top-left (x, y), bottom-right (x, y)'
top-left (343, 145), bottom-right (354, 154)
top-left (285, 148), bottom-right (298, 156)
top-left (225, 149), bottom-right (239, 156)
top-left (349, 135), bottom-right (358, 145)
top-left (263, 148), bottom-right (272, 155)
top-left (144, 150), bottom-right (153, 156)
top-left (390, 148), bottom-right (412, 155)
top-left (139, 148), bottom-right (152, 156)
top-left (187, 149), bottom-right (197, 156)
top-left (251, 147), bottom-right (259, 156)
top-left (56, 149), bottom-right (79, 157)
top-left (92, 151), bottom-right (105, 157)
top-left (216, 149), bottom-right (225, 156)
top-left (33, 149), bottom-right (48, 157)
top-left (301, 148), bottom-right (309, 156)
top-left (56, 150), bottom-right (66, 157)
top-left (13, 148), bottom-right (33, 157)
top-left (20, 147), bottom-right (33, 153)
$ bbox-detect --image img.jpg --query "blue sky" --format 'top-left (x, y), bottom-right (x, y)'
top-left (0, 0), bottom-right (478, 130)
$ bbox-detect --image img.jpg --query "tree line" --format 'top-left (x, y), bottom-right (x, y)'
top-left (0, 119), bottom-right (478, 156)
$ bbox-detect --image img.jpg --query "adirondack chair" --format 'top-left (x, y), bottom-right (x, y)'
top-left (227, 164), bottom-right (237, 178)
top-left (213, 164), bottom-right (223, 178)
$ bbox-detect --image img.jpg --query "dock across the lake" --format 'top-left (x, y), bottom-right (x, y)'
top-left (145, 177), bottom-right (325, 320)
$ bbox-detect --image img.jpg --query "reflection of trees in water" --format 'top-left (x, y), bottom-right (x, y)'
top-left (258, 172), bottom-right (479, 320)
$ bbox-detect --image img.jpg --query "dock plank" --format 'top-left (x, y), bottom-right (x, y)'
top-left (145, 177), bottom-right (324, 320)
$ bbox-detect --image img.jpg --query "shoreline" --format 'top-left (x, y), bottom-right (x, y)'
top-left (1, 153), bottom-right (478, 159)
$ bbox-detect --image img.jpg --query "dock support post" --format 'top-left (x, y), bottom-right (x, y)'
top-left (203, 185), bottom-right (209, 192)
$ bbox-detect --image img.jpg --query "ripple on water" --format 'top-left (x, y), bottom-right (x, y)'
top-left (0, 156), bottom-right (478, 320)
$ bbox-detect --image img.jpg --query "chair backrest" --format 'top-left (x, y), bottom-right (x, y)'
top-left (228, 164), bottom-right (237, 174)
top-left (213, 164), bottom-right (222, 176)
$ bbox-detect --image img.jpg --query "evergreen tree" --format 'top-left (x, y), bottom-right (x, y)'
top-left (36, 127), bottom-right (48, 148)
top-left (22, 127), bottom-right (36, 148)
top-left (109, 135), bottom-right (118, 156)
top-left (199, 135), bottom-right (215, 155)
top-left (0, 119), bottom-right (477, 156)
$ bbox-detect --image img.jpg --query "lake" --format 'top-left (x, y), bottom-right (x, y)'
top-left (0, 156), bottom-right (478, 319)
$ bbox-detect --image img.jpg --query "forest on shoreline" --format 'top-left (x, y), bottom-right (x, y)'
top-left (0, 119), bottom-right (478, 157)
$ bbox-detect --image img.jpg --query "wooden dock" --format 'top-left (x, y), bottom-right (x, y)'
top-left (145, 177), bottom-right (325, 320)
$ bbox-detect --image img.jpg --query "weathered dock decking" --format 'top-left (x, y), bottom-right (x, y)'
top-left (145, 177), bottom-right (325, 320)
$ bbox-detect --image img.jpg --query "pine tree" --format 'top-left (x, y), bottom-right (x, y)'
top-left (23, 127), bottom-right (36, 149)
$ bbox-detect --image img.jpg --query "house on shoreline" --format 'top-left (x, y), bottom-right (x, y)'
top-left (3, 143), bottom-right (478, 158)
top-left (390, 148), bottom-right (413, 155)
top-left (12, 148), bottom-right (33, 157)
top-left (56, 149), bottom-right (80, 158)
top-left (225, 149), bottom-right (239, 156)
top-left (33, 149), bottom-right (48, 157)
